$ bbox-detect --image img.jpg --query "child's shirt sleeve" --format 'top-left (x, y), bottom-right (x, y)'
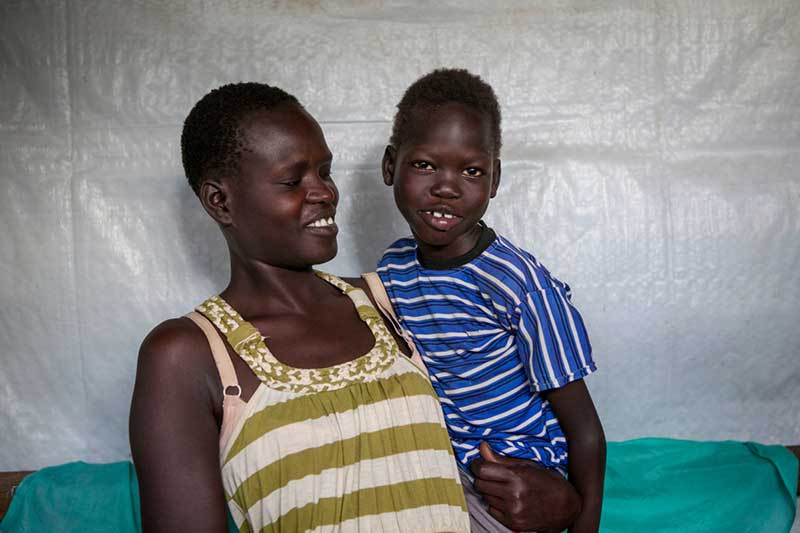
top-left (514, 279), bottom-right (596, 392)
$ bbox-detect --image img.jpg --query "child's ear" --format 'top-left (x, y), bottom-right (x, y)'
top-left (199, 178), bottom-right (234, 226)
top-left (490, 159), bottom-right (501, 198)
top-left (382, 145), bottom-right (397, 186)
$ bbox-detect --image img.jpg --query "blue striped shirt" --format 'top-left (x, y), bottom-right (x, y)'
top-left (377, 227), bottom-right (595, 470)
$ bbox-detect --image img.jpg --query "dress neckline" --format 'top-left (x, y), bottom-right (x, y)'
top-left (195, 271), bottom-right (397, 394)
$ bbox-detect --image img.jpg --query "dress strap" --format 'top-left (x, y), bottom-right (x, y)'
top-left (185, 311), bottom-right (242, 398)
top-left (195, 296), bottom-right (273, 385)
top-left (362, 272), bottom-right (428, 375)
top-left (185, 311), bottom-right (247, 451)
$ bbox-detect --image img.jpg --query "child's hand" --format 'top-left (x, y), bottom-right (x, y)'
top-left (470, 442), bottom-right (581, 532)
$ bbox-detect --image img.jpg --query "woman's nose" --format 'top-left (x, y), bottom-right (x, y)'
top-left (306, 175), bottom-right (337, 203)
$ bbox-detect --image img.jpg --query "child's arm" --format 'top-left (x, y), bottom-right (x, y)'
top-left (542, 379), bottom-right (606, 533)
top-left (470, 443), bottom-right (582, 532)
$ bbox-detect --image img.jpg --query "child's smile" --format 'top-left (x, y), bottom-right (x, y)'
top-left (383, 102), bottom-right (500, 264)
top-left (419, 207), bottom-right (463, 231)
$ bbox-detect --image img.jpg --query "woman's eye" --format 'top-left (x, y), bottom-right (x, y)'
top-left (320, 166), bottom-right (333, 181)
top-left (463, 167), bottom-right (484, 177)
top-left (411, 161), bottom-right (434, 171)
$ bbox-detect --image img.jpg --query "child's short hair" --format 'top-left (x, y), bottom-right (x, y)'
top-left (389, 68), bottom-right (502, 154)
top-left (181, 82), bottom-right (300, 193)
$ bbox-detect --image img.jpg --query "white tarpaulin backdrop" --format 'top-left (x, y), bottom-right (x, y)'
top-left (1, 1), bottom-right (799, 471)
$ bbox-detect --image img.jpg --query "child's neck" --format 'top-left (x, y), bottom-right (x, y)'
top-left (416, 222), bottom-right (496, 270)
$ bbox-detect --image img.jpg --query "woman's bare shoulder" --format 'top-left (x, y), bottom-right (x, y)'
top-left (137, 317), bottom-right (216, 383)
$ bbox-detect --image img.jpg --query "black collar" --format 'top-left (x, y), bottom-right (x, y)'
top-left (417, 222), bottom-right (496, 270)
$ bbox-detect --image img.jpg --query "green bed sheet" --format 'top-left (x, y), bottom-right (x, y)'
top-left (2, 438), bottom-right (797, 533)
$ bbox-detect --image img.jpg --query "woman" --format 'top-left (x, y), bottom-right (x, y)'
top-left (128, 82), bottom-right (579, 533)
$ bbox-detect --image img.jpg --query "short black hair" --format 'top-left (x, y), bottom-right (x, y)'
top-left (389, 68), bottom-right (502, 154)
top-left (181, 82), bottom-right (300, 193)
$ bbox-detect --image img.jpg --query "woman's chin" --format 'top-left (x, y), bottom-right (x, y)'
top-left (308, 243), bottom-right (338, 266)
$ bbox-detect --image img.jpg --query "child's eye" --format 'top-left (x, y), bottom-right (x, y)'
top-left (411, 161), bottom-right (434, 171)
top-left (280, 178), bottom-right (302, 187)
top-left (463, 167), bottom-right (484, 177)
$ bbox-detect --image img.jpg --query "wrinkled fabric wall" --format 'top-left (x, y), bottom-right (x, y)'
top-left (1, 0), bottom-right (798, 470)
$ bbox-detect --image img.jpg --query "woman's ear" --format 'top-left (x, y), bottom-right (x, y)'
top-left (199, 178), bottom-right (233, 226)
top-left (490, 159), bottom-right (502, 198)
top-left (382, 146), bottom-right (397, 186)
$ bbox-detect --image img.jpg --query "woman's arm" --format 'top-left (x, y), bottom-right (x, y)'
top-left (543, 379), bottom-right (606, 533)
top-left (129, 319), bottom-right (230, 533)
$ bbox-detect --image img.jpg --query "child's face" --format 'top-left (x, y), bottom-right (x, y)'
top-left (383, 103), bottom-right (500, 261)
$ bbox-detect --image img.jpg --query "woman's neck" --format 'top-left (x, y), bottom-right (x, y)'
top-left (221, 255), bottom-right (332, 318)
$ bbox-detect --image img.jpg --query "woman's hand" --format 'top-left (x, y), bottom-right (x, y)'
top-left (470, 442), bottom-right (581, 532)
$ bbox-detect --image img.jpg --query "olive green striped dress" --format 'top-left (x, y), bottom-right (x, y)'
top-left (196, 272), bottom-right (469, 533)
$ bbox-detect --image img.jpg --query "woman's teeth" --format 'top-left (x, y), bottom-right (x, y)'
top-left (309, 217), bottom-right (335, 227)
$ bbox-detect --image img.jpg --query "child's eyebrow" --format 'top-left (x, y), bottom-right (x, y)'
top-left (407, 146), bottom-right (493, 160)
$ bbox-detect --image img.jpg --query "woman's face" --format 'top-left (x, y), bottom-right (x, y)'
top-left (225, 103), bottom-right (339, 269)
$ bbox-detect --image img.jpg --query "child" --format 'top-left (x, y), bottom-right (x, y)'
top-left (376, 69), bottom-right (606, 533)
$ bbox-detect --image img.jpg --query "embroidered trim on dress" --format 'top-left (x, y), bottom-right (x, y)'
top-left (196, 271), bottom-right (398, 394)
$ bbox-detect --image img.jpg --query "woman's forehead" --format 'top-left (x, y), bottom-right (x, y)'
top-left (242, 106), bottom-right (329, 157)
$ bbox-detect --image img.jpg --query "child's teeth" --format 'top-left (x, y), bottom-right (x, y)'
top-left (443, 213), bottom-right (453, 219)
top-left (433, 212), bottom-right (443, 218)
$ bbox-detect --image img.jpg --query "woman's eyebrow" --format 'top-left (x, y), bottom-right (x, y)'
top-left (271, 153), bottom-right (332, 177)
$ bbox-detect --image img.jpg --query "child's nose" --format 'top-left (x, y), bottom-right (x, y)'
top-left (430, 171), bottom-right (461, 199)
